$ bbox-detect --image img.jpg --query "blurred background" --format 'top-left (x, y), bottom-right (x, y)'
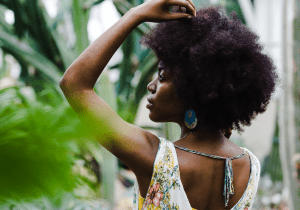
top-left (0, 0), bottom-right (299, 209)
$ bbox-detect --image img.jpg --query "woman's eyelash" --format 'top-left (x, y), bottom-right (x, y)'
top-left (158, 73), bottom-right (164, 80)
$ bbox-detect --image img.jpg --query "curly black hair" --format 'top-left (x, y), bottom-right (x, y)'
top-left (140, 6), bottom-right (278, 132)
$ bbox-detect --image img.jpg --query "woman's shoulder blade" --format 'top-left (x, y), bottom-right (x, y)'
top-left (240, 147), bottom-right (261, 168)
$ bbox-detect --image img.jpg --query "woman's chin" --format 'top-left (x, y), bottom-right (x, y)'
top-left (148, 113), bottom-right (157, 122)
top-left (148, 112), bottom-right (160, 122)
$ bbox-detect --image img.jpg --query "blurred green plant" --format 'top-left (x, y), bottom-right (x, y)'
top-left (0, 86), bottom-right (81, 202)
top-left (0, 84), bottom-right (116, 208)
top-left (0, 0), bottom-right (156, 206)
top-left (261, 115), bottom-right (283, 182)
top-left (1, 193), bottom-right (110, 210)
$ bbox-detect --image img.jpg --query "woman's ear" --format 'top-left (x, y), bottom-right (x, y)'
top-left (222, 127), bottom-right (232, 139)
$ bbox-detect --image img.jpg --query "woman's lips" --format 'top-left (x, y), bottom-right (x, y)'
top-left (147, 96), bottom-right (154, 104)
top-left (146, 96), bottom-right (154, 108)
top-left (146, 103), bottom-right (153, 108)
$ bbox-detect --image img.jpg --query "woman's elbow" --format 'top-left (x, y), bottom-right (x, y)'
top-left (59, 78), bottom-right (69, 91)
top-left (59, 78), bottom-right (75, 94)
top-left (59, 78), bottom-right (65, 88)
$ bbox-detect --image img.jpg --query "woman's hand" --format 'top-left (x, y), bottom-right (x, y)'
top-left (133, 0), bottom-right (196, 23)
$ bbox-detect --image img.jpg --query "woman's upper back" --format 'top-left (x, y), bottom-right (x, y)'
top-left (134, 137), bottom-right (260, 210)
top-left (177, 142), bottom-right (252, 209)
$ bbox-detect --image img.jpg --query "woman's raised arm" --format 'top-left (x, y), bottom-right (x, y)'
top-left (58, 0), bottom-right (195, 175)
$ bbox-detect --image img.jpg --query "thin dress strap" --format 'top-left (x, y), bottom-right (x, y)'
top-left (173, 144), bottom-right (246, 207)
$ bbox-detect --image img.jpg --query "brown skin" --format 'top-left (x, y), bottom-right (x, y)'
top-left (59, 0), bottom-right (250, 209)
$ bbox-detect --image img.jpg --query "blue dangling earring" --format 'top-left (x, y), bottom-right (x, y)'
top-left (184, 108), bottom-right (197, 129)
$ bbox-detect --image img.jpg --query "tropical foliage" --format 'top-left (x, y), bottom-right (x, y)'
top-left (0, 0), bottom-right (288, 209)
top-left (0, 0), bottom-right (158, 207)
top-left (0, 85), bottom-right (98, 206)
top-left (261, 115), bottom-right (283, 183)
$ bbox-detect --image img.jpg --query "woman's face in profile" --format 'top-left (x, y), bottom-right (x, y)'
top-left (146, 61), bottom-right (185, 123)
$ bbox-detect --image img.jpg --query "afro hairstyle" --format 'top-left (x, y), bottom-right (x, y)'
top-left (140, 6), bottom-right (278, 132)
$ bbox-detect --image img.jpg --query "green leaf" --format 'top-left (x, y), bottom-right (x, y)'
top-left (0, 101), bottom-right (83, 202)
top-left (11, 0), bottom-right (26, 38)
top-left (41, 1), bottom-right (77, 69)
top-left (140, 126), bottom-right (163, 131)
top-left (72, 0), bottom-right (90, 55)
top-left (22, 0), bottom-right (58, 62)
top-left (93, 0), bottom-right (106, 5)
top-left (37, 87), bottom-right (64, 108)
top-left (84, 0), bottom-right (106, 9)
top-left (0, 26), bottom-right (62, 82)
top-left (109, 62), bottom-right (121, 70)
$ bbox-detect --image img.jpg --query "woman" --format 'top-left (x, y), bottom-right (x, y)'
top-left (59, 0), bottom-right (277, 209)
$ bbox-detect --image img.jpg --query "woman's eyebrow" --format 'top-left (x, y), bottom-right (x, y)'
top-left (158, 63), bottom-right (170, 73)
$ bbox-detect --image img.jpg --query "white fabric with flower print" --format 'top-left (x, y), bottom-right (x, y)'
top-left (133, 137), bottom-right (260, 210)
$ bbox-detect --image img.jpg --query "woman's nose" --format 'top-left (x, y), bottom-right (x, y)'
top-left (147, 80), bottom-right (156, 93)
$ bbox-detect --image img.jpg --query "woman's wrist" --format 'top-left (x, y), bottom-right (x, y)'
top-left (125, 6), bottom-right (145, 26)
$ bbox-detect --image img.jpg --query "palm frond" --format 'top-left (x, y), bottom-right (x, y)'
top-left (41, 2), bottom-right (77, 69)
top-left (72, 0), bottom-right (90, 55)
top-left (0, 27), bottom-right (62, 82)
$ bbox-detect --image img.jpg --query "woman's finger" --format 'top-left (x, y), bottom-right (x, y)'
top-left (166, 12), bottom-right (193, 20)
top-left (186, 0), bottom-right (196, 15)
top-left (168, 0), bottom-right (196, 17)
top-left (185, 0), bottom-right (196, 10)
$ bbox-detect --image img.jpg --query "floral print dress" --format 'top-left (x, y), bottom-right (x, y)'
top-left (133, 137), bottom-right (261, 210)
